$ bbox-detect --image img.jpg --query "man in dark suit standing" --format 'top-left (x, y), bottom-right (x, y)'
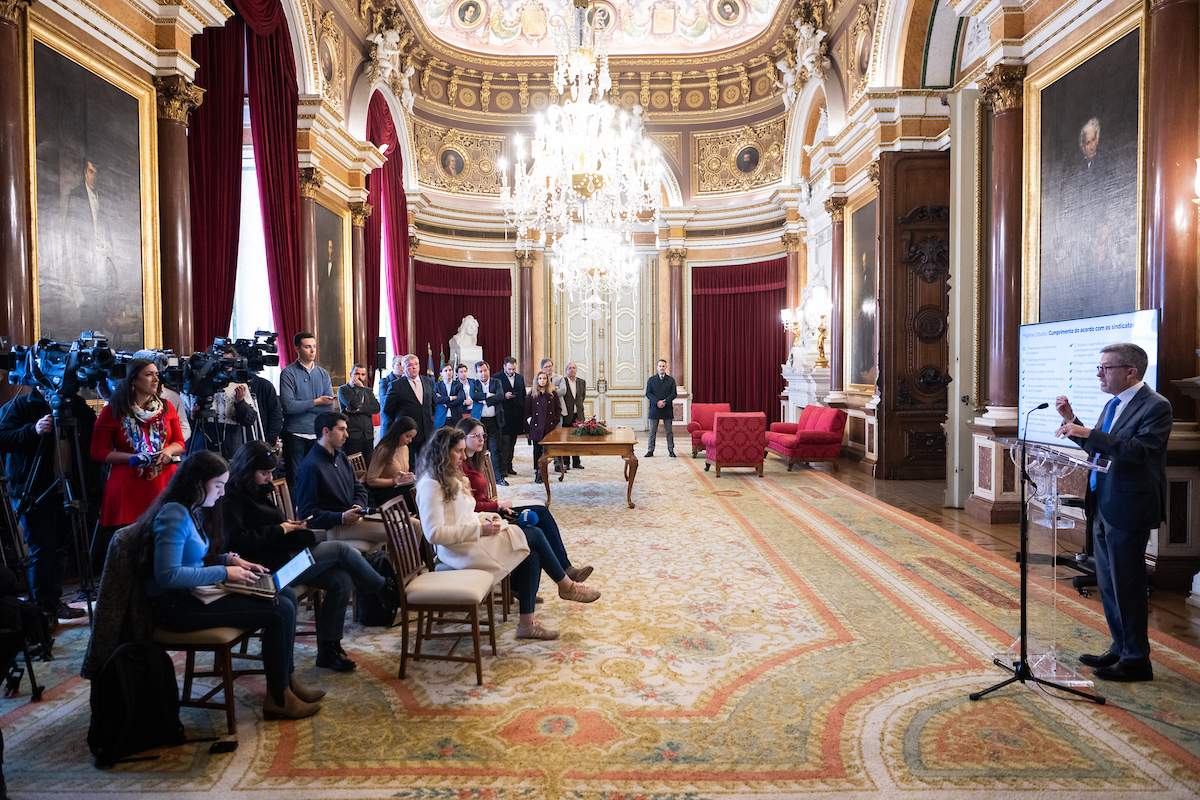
top-left (645, 359), bottom-right (677, 457)
top-left (378, 355), bottom-right (405, 434)
top-left (383, 353), bottom-right (435, 462)
top-left (554, 362), bottom-right (586, 469)
top-left (497, 356), bottom-right (526, 476)
top-left (1055, 342), bottom-right (1171, 682)
top-left (470, 361), bottom-right (507, 484)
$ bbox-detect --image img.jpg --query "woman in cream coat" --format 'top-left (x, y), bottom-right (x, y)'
top-left (414, 427), bottom-right (599, 640)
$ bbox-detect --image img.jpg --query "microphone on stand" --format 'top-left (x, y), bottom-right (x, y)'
top-left (1021, 402), bottom-right (1049, 494)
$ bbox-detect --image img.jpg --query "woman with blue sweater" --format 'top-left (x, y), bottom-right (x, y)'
top-left (126, 449), bottom-right (321, 720)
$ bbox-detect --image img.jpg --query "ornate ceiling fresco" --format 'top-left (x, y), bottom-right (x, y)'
top-left (409, 0), bottom-right (780, 57)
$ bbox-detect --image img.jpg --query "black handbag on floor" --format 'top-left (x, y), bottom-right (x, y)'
top-left (87, 642), bottom-right (185, 767)
top-left (355, 550), bottom-right (399, 627)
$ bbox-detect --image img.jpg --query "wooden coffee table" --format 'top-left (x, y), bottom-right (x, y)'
top-left (536, 427), bottom-right (639, 508)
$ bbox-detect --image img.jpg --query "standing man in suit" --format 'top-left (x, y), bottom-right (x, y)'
top-left (338, 363), bottom-right (379, 464)
top-left (497, 356), bottom-right (526, 476)
top-left (554, 362), bottom-right (586, 469)
top-left (471, 361), bottom-right (507, 483)
top-left (1055, 342), bottom-right (1171, 682)
top-left (433, 363), bottom-right (464, 428)
top-left (384, 353), bottom-right (435, 462)
top-left (378, 355), bottom-right (405, 434)
top-left (645, 358), bottom-right (677, 457)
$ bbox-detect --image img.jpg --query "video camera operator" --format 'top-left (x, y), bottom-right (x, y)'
top-left (0, 386), bottom-right (97, 622)
top-left (184, 345), bottom-right (260, 459)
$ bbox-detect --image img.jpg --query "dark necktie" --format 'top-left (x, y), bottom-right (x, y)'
top-left (1089, 398), bottom-right (1121, 491)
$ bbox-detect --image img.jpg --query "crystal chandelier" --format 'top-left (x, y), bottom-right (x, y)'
top-left (499, 1), bottom-right (660, 311)
top-left (550, 225), bottom-right (640, 318)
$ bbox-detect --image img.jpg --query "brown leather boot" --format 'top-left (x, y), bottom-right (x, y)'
top-left (289, 674), bottom-right (326, 703)
top-left (263, 687), bottom-right (321, 720)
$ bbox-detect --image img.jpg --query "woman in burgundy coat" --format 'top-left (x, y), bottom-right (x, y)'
top-left (524, 372), bottom-right (561, 484)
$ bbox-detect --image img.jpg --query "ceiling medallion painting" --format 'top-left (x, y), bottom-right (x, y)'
top-left (692, 114), bottom-right (784, 194)
top-left (318, 10), bottom-right (346, 112)
top-left (849, 1), bottom-right (873, 96)
top-left (413, 122), bottom-right (505, 195)
top-left (410, 0), bottom-right (775, 56)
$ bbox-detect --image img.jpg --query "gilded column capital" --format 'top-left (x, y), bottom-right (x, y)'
top-left (866, 160), bottom-right (880, 191)
top-left (0, 0), bottom-right (34, 24)
top-left (409, 234), bottom-right (420, 251)
top-left (824, 197), bottom-right (846, 223)
top-left (978, 64), bottom-right (1027, 112)
top-left (515, 250), bottom-right (536, 269)
top-left (666, 247), bottom-right (687, 268)
top-left (299, 167), bottom-right (325, 199)
top-left (349, 202), bottom-right (372, 227)
top-left (781, 231), bottom-right (802, 252)
top-left (154, 75), bottom-right (205, 124)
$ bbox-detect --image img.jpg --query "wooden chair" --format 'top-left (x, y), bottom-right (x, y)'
top-left (349, 451), bottom-right (368, 481)
top-left (270, 477), bottom-right (295, 518)
top-left (153, 627), bottom-right (264, 736)
top-left (266, 477), bottom-right (320, 637)
top-left (380, 496), bottom-right (497, 685)
top-left (479, 453), bottom-right (513, 621)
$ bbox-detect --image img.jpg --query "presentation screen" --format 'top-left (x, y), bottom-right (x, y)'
top-left (1018, 309), bottom-right (1159, 447)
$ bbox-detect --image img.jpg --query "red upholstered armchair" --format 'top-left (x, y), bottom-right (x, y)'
top-left (701, 412), bottom-right (767, 477)
top-left (766, 405), bottom-right (848, 471)
top-left (688, 403), bottom-right (731, 458)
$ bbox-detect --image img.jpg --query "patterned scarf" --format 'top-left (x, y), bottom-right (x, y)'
top-left (121, 396), bottom-right (169, 480)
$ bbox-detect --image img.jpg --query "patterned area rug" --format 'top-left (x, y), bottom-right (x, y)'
top-left (5, 446), bottom-right (1200, 799)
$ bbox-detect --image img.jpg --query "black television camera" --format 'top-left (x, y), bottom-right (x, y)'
top-left (4, 333), bottom-right (126, 414)
top-left (216, 331), bottom-right (279, 374)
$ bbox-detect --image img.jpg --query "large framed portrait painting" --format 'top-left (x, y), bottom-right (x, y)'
top-left (848, 199), bottom-right (878, 388)
top-left (30, 25), bottom-right (158, 350)
top-left (1032, 24), bottom-right (1141, 323)
top-left (314, 203), bottom-right (349, 385)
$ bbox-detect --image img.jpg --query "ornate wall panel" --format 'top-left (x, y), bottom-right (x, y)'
top-left (691, 114), bottom-right (785, 195)
top-left (412, 121), bottom-right (504, 195)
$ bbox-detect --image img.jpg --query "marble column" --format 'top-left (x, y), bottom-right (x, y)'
top-left (349, 202), bottom-right (371, 376)
top-left (0, 0), bottom-right (34, 362)
top-left (154, 75), bottom-right (204, 355)
top-left (824, 198), bottom-right (846, 395)
top-left (978, 64), bottom-right (1025, 411)
top-left (667, 247), bottom-right (687, 389)
top-left (967, 64), bottom-right (1026, 524)
top-left (1145, 0), bottom-right (1199, 420)
top-left (782, 231), bottom-right (805, 311)
top-left (516, 249), bottom-right (535, 378)
top-left (298, 167), bottom-right (323, 339)
top-left (407, 233), bottom-right (417, 355)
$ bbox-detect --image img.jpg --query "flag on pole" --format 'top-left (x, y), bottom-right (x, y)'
top-left (439, 347), bottom-right (446, 371)
top-left (426, 345), bottom-right (435, 378)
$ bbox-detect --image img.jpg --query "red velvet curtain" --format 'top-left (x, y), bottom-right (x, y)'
top-left (188, 20), bottom-right (245, 350)
top-left (238, 0), bottom-right (304, 353)
top-left (414, 261), bottom-right (512, 369)
top-left (365, 92), bottom-right (410, 360)
top-left (691, 258), bottom-right (789, 424)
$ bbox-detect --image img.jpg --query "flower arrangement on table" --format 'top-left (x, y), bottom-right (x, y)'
top-left (571, 417), bottom-right (609, 436)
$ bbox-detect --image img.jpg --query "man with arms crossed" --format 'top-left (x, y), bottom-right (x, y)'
top-left (497, 357), bottom-right (526, 476)
top-left (1055, 342), bottom-right (1171, 682)
top-left (279, 332), bottom-right (335, 487)
top-left (338, 363), bottom-right (379, 464)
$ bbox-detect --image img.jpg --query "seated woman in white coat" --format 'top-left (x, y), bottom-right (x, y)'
top-left (414, 427), bottom-right (599, 640)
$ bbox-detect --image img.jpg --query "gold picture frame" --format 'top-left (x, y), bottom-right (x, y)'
top-left (314, 199), bottom-right (355, 386)
top-left (26, 18), bottom-right (160, 349)
top-left (1021, 3), bottom-right (1145, 325)
top-left (844, 191), bottom-right (879, 395)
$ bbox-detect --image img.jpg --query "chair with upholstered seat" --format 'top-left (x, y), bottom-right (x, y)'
top-left (153, 626), bottom-right (264, 735)
top-left (767, 405), bottom-right (847, 471)
top-left (380, 496), bottom-right (497, 685)
top-left (687, 402), bottom-right (731, 458)
top-left (701, 412), bottom-right (767, 477)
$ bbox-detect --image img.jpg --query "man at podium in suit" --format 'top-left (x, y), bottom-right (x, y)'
top-left (1055, 342), bottom-right (1171, 682)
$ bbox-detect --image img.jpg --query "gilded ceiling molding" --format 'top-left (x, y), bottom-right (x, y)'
top-left (0, 0), bottom-right (34, 23)
top-left (154, 75), bottom-right (205, 124)
top-left (349, 202), bottom-right (372, 227)
top-left (299, 167), bottom-right (325, 198)
top-left (824, 196), bottom-right (846, 222)
top-left (670, 72), bottom-right (681, 113)
top-left (640, 73), bottom-right (651, 107)
top-left (693, 116), bottom-right (786, 195)
top-left (978, 63), bottom-right (1026, 112)
top-left (518, 74), bottom-right (529, 113)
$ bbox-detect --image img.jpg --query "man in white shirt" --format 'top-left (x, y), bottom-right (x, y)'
top-left (471, 361), bottom-right (507, 484)
top-left (554, 362), bottom-right (587, 469)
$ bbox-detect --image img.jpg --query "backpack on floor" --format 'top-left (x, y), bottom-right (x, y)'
top-left (87, 642), bottom-right (185, 767)
top-left (355, 550), bottom-right (399, 627)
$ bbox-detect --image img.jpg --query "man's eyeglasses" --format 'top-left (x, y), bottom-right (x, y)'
top-left (1096, 364), bottom-right (1133, 372)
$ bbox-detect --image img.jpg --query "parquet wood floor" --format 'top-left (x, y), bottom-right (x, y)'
top-left (821, 461), bottom-right (1200, 651)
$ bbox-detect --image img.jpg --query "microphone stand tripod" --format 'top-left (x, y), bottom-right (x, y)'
top-left (970, 407), bottom-right (1105, 704)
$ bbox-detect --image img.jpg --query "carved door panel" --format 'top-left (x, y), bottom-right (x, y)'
top-left (877, 152), bottom-right (952, 479)
top-left (550, 255), bottom-right (657, 429)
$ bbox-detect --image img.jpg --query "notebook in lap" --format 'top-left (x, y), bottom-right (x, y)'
top-left (219, 548), bottom-right (315, 599)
